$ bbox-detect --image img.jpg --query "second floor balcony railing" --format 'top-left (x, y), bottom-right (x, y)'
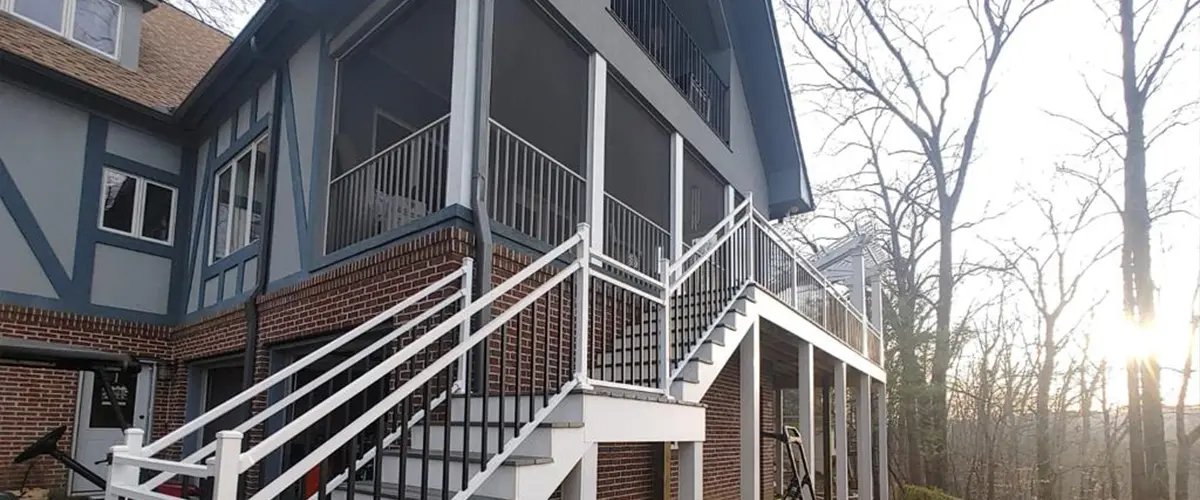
top-left (610, 0), bottom-right (731, 143)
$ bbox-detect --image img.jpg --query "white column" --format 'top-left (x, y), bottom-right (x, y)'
top-left (680, 441), bottom-right (704, 500)
top-left (584, 54), bottom-right (608, 250)
top-left (563, 443), bottom-right (599, 500)
top-left (724, 184), bottom-right (736, 213)
top-left (877, 382), bottom-right (889, 500)
top-left (575, 223), bottom-right (592, 388)
top-left (797, 341), bottom-right (815, 478)
top-left (834, 362), bottom-right (849, 499)
top-left (848, 250), bottom-right (869, 349)
top-left (870, 276), bottom-right (884, 330)
top-left (445, 0), bottom-right (481, 207)
top-left (669, 132), bottom-right (685, 259)
top-left (740, 323), bottom-right (761, 500)
top-left (210, 431), bottom-right (244, 500)
top-left (857, 373), bottom-right (874, 499)
top-left (105, 429), bottom-right (144, 500)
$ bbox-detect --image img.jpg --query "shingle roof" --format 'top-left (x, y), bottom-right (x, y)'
top-left (0, 3), bottom-right (230, 112)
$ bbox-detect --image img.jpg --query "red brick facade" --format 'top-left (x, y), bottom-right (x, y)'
top-left (0, 228), bottom-right (780, 498)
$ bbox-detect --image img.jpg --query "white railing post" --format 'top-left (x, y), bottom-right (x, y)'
top-left (669, 133), bottom-right (684, 260)
top-left (105, 428), bottom-right (144, 500)
top-left (574, 223), bottom-right (592, 389)
top-left (746, 192), bottom-right (755, 282)
top-left (658, 250), bottom-right (672, 398)
top-left (585, 53), bottom-right (608, 250)
top-left (454, 257), bottom-right (475, 393)
top-left (209, 431), bottom-right (243, 500)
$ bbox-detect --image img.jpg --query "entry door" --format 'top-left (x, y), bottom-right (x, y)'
top-left (70, 365), bottom-right (154, 495)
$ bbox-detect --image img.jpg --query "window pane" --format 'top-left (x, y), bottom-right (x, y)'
top-left (250, 135), bottom-right (270, 243)
top-left (13, 0), bottom-right (65, 32)
top-left (231, 151), bottom-right (253, 250)
top-left (73, 0), bottom-right (120, 55)
top-left (212, 168), bottom-right (232, 260)
top-left (100, 170), bottom-right (136, 233)
top-left (141, 183), bottom-right (174, 242)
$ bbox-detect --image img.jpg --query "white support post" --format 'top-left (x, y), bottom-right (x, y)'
top-left (877, 381), bottom-right (889, 500)
top-left (445, 0), bottom-right (481, 207)
top-left (105, 428), bottom-right (144, 500)
top-left (740, 322), bottom-right (761, 500)
top-left (669, 133), bottom-right (684, 259)
top-left (797, 341), bottom-right (815, 479)
top-left (585, 54), bottom-right (608, 250)
top-left (453, 257), bottom-right (475, 393)
top-left (746, 192), bottom-right (755, 281)
top-left (857, 373), bottom-right (874, 499)
top-left (724, 185), bottom-right (736, 214)
top-left (834, 362), bottom-right (849, 500)
top-left (849, 250), bottom-right (869, 349)
top-left (659, 253), bottom-right (673, 397)
top-left (563, 443), bottom-right (599, 500)
top-left (680, 441), bottom-right (704, 500)
top-left (575, 223), bottom-right (592, 389)
top-left (870, 276), bottom-right (884, 331)
top-left (209, 431), bottom-right (244, 500)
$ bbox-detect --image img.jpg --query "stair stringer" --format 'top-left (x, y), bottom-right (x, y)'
top-left (508, 390), bottom-right (707, 500)
top-left (669, 289), bottom-right (758, 403)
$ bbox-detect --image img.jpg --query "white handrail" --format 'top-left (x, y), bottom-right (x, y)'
top-left (592, 252), bottom-right (665, 289)
top-left (489, 119), bottom-right (586, 182)
top-left (329, 113), bottom-right (451, 184)
top-left (138, 290), bottom-right (467, 490)
top-left (605, 193), bottom-right (670, 235)
top-left (141, 263), bottom-right (470, 457)
top-left (251, 249), bottom-right (585, 499)
top-left (668, 195), bottom-right (752, 275)
top-left (669, 212), bottom-right (751, 291)
top-left (241, 231), bottom-right (585, 469)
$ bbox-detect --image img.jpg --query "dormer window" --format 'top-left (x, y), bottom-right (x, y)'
top-left (5, 0), bottom-right (122, 58)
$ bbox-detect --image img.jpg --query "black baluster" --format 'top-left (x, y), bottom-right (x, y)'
top-left (398, 399), bottom-right (410, 496)
top-left (346, 430), bottom-right (358, 500)
top-left (498, 323), bottom-right (507, 456)
top-left (441, 369), bottom-right (451, 499)
top-left (420, 377), bottom-right (431, 498)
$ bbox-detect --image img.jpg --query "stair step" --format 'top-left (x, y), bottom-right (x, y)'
top-left (343, 482), bottom-right (505, 500)
top-left (384, 449), bottom-right (553, 467)
top-left (442, 420), bottom-right (583, 429)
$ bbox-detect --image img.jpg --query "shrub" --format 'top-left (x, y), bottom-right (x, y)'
top-left (902, 485), bottom-right (960, 500)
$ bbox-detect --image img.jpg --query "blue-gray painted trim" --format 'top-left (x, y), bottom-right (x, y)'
top-left (94, 232), bottom-right (175, 258)
top-left (217, 268), bottom-right (227, 301)
top-left (0, 291), bottom-right (173, 324)
top-left (103, 153), bottom-right (180, 186)
top-left (263, 349), bottom-right (287, 483)
top-left (310, 205), bottom-right (472, 272)
top-left (213, 118), bottom-right (271, 168)
top-left (307, 31), bottom-right (332, 273)
top-left (181, 364), bottom-right (204, 455)
top-left (281, 62), bottom-right (311, 270)
top-left (250, 91), bottom-right (260, 126)
top-left (0, 140), bottom-right (81, 300)
top-left (231, 106), bottom-right (239, 140)
top-left (236, 260), bottom-right (247, 293)
top-left (182, 290), bottom-right (253, 323)
top-left (204, 241), bottom-right (261, 280)
top-left (169, 146), bottom-right (198, 319)
top-left (183, 140), bottom-right (219, 315)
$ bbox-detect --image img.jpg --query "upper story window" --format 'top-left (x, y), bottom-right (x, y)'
top-left (100, 167), bottom-right (177, 245)
top-left (4, 0), bottom-right (122, 58)
top-left (210, 134), bottom-right (270, 263)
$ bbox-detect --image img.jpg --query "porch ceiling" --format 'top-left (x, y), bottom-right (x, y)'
top-left (759, 319), bottom-right (847, 390)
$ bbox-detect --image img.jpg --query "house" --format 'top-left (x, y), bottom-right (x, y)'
top-left (0, 0), bottom-right (887, 498)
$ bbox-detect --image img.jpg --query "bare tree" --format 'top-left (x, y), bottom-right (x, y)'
top-left (1177, 282), bottom-right (1200, 500)
top-left (779, 0), bottom-right (1057, 486)
top-left (165, 0), bottom-right (261, 34)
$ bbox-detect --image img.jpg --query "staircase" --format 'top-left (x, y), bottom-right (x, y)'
top-left (103, 194), bottom-right (870, 500)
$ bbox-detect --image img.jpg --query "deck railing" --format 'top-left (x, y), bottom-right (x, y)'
top-left (487, 119), bottom-right (585, 246)
top-left (603, 193), bottom-right (670, 278)
top-left (610, 0), bottom-right (730, 142)
top-left (325, 114), bottom-right (450, 253)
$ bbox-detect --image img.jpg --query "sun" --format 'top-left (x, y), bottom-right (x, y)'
top-left (1090, 314), bottom-right (1192, 367)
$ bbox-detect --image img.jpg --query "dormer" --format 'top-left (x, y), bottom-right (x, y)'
top-left (0, 0), bottom-right (157, 70)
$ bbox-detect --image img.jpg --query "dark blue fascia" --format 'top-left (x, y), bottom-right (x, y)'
top-left (281, 61), bottom-right (311, 270)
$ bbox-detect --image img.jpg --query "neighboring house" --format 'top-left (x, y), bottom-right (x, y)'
top-left (0, 0), bottom-right (887, 499)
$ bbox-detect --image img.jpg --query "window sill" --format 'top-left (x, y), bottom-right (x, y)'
top-left (95, 228), bottom-right (175, 258)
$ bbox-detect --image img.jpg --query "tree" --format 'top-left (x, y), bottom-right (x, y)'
top-left (1176, 282), bottom-right (1200, 500)
top-left (984, 179), bottom-right (1117, 500)
top-left (166, 0), bottom-right (262, 35)
top-left (779, 0), bottom-right (1057, 487)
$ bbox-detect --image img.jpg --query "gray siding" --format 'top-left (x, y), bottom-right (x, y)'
top-left (91, 243), bottom-right (171, 313)
top-left (106, 121), bottom-right (182, 174)
top-left (0, 204), bottom-right (58, 299)
top-left (117, 0), bottom-right (143, 70)
top-left (543, 0), bottom-right (771, 212)
top-left (0, 81), bottom-right (87, 279)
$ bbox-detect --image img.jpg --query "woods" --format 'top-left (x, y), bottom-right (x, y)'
top-left (780, 0), bottom-right (1199, 498)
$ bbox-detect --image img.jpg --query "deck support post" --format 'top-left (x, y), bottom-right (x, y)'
top-left (834, 361), bottom-right (849, 499)
top-left (562, 443), bottom-right (598, 500)
top-left (857, 372), bottom-right (874, 499)
top-left (740, 322), bottom-right (761, 500)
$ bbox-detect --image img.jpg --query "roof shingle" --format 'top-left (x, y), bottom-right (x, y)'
top-left (0, 3), bottom-right (230, 111)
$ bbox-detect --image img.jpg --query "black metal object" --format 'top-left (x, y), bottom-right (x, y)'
top-left (763, 426), bottom-right (818, 500)
top-left (14, 426), bottom-right (108, 490)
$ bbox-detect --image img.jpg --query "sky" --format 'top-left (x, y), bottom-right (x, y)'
top-left (200, 0), bottom-right (1197, 404)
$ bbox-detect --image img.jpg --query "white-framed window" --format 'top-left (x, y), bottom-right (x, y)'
top-left (99, 168), bottom-right (178, 245)
top-left (210, 134), bottom-right (270, 262)
top-left (2, 0), bottom-right (122, 58)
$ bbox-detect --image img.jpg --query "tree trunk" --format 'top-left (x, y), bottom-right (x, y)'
top-left (928, 214), bottom-right (954, 488)
top-left (1037, 320), bottom-right (1057, 500)
top-left (1175, 320), bottom-right (1197, 500)
top-left (1118, 0), bottom-right (1170, 498)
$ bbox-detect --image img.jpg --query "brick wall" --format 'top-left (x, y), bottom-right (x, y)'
top-left (0, 305), bottom-right (169, 491)
top-left (699, 345), bottom-right (777, 500)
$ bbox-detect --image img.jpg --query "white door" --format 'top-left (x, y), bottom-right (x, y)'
top-left (70, 365), bottom-right (154, 495)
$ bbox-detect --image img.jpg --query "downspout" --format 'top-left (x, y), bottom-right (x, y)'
top-left (469, 0), bottom-right (495, 392)
top-left (241, 65), bottom-right (286, 400)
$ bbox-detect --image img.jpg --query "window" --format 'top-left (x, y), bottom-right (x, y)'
top-left (4, 0), bottom-right (121, 58)
top-left (99, 168), bottom-right (177, 244)
top-left (210, 134), bottom-right (270, 262)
